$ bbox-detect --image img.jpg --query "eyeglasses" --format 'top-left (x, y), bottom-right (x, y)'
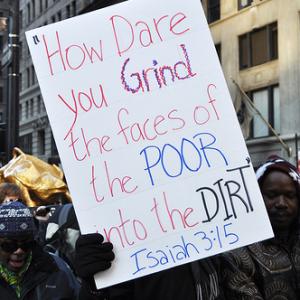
top-left (0, 240), bottom-right (35, 253)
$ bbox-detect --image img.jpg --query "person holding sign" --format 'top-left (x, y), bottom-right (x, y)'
top-left (74, 233), bottom-right (225, 300)
top-left (222, 156), bottom-right (300, 299)
top-left (24, 0), bottom-right (273, 295)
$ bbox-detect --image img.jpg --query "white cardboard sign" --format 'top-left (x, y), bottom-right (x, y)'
top-left (26, 0), bottom-right (273, 288)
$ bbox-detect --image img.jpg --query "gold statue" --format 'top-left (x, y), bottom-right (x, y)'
top-left (0, 147), bottom-right (71, 207)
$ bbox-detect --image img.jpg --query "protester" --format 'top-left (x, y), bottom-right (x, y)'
top-left (222, 155), bottom-right (300, 299)
top-left (44, 203), bottom-right (80, 272)
top-left (0, 183), bottom-right (24, 204)
top-left (0, 201), bottom-right (81, 299)
top-left (74, 233), bottom-right (225, 300)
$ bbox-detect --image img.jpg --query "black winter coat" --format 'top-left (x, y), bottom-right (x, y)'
top-left (81, 258), bottom-right (226, 300)
top-left (0, 246), bottom-right (80, 300)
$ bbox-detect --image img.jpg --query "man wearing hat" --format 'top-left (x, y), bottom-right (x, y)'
top-left (222, 155), bottom-right (300, 299)
top-left (0, 201), bottom-right (81, 299)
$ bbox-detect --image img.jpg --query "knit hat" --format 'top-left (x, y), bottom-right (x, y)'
top-left (256, 155), bottom-right (300, 201)
top-left (0, 202), bottom-right (37, 237)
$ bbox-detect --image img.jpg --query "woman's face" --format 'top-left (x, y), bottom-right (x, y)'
top-left (0, 236), bottom-right (34, 273)
top-left (261, 170), bottom-right (299, 231)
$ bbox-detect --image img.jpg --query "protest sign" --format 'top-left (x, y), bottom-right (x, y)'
top-left (26, 0), bottom-right (274, 288)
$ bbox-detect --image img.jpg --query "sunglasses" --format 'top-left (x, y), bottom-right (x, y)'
top-left (0, 240), bottom-right (36, 253)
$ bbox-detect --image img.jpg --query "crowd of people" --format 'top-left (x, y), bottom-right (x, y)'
top-left (0, 154), bottom-right (299, 299)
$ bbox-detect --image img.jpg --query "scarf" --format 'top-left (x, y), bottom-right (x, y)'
top-left (0, 252), bottom-right (32, 298)
top-left (191, 259), bottom-right (221, 300)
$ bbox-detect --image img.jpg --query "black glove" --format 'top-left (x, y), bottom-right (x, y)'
top-left (74, 233), bottom-right (115, 279)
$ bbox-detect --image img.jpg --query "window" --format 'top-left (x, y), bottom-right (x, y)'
top-left (26, 67), bottom-right (30, 87)
top-left (19, 104), bottom-right (22, 121)
top-left (32, 0), bottom-right (36, 19)
top-left (270, 22), bottom-right (278, 59)
top-left (0, 112), bottom-right (3, 123)
top-left (45, 0), bottom-right (48, 9)
top-left (215, 43), bottom-right (221, 63)
top-left (51, 15), bottom-right (56, 23)
top-left (0, 36), bottom-right (3, 53)
top-left (20, 10), bottom-right (23, 29)
top-left (37, 95), bottom-right (41, 114)
top-left (31, 65), bottom-right (35, 85)
top-left (40, 98), bottom-right (45, 112)
top-left (30, 98), bottom-right (34, 117)
top-left (19, 133), bottom-right (32, 154)
top-left (238, 0), bottom-right (252, 10)
top-left (39, 0), bottom-right (43, 14)
top-left (239, 22), bottom-right (278, 69)
top-left (51, 134), bottom-right (58, 155)
top-left (25, 101), bottom-right (29, 119)
top-left (19, 72), bottom-right (22, 91)
top-left (27, 3), bottom-right (31, 24)
top-left (0, 87), bottom-right (3, 103)
top-left (250, 85), bottom-right (280, 138)
top-left (66, 5), bottom-right (71, 18)
top-left (38, 129), bottom-right (45, 155)
top-left (57, 11), bottom-right (62, 21)
top-left (72, 1), bottom-right (77, 16)
top-left (207, 0), bottom-right (220, 24)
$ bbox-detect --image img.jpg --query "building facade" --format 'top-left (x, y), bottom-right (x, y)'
top-left (2, 0), bottom-right (300, 168)
top-left (0, 0), bottom-right (13, 164)
top-left (202, 0), bottom-right (300, 167)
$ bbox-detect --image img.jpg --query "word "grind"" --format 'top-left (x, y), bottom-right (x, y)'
top-left (121, 44), bottom-right (196, 94)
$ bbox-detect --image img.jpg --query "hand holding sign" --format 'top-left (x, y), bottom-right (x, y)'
top-left (75, 233), bottom-right (114, 279)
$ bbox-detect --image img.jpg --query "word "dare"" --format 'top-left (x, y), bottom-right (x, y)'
top-left (110, 12), bottom-right (190, 57)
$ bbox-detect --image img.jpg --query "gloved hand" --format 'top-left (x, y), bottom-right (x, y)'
top-left (74, 233), bottom-right (115, 279)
